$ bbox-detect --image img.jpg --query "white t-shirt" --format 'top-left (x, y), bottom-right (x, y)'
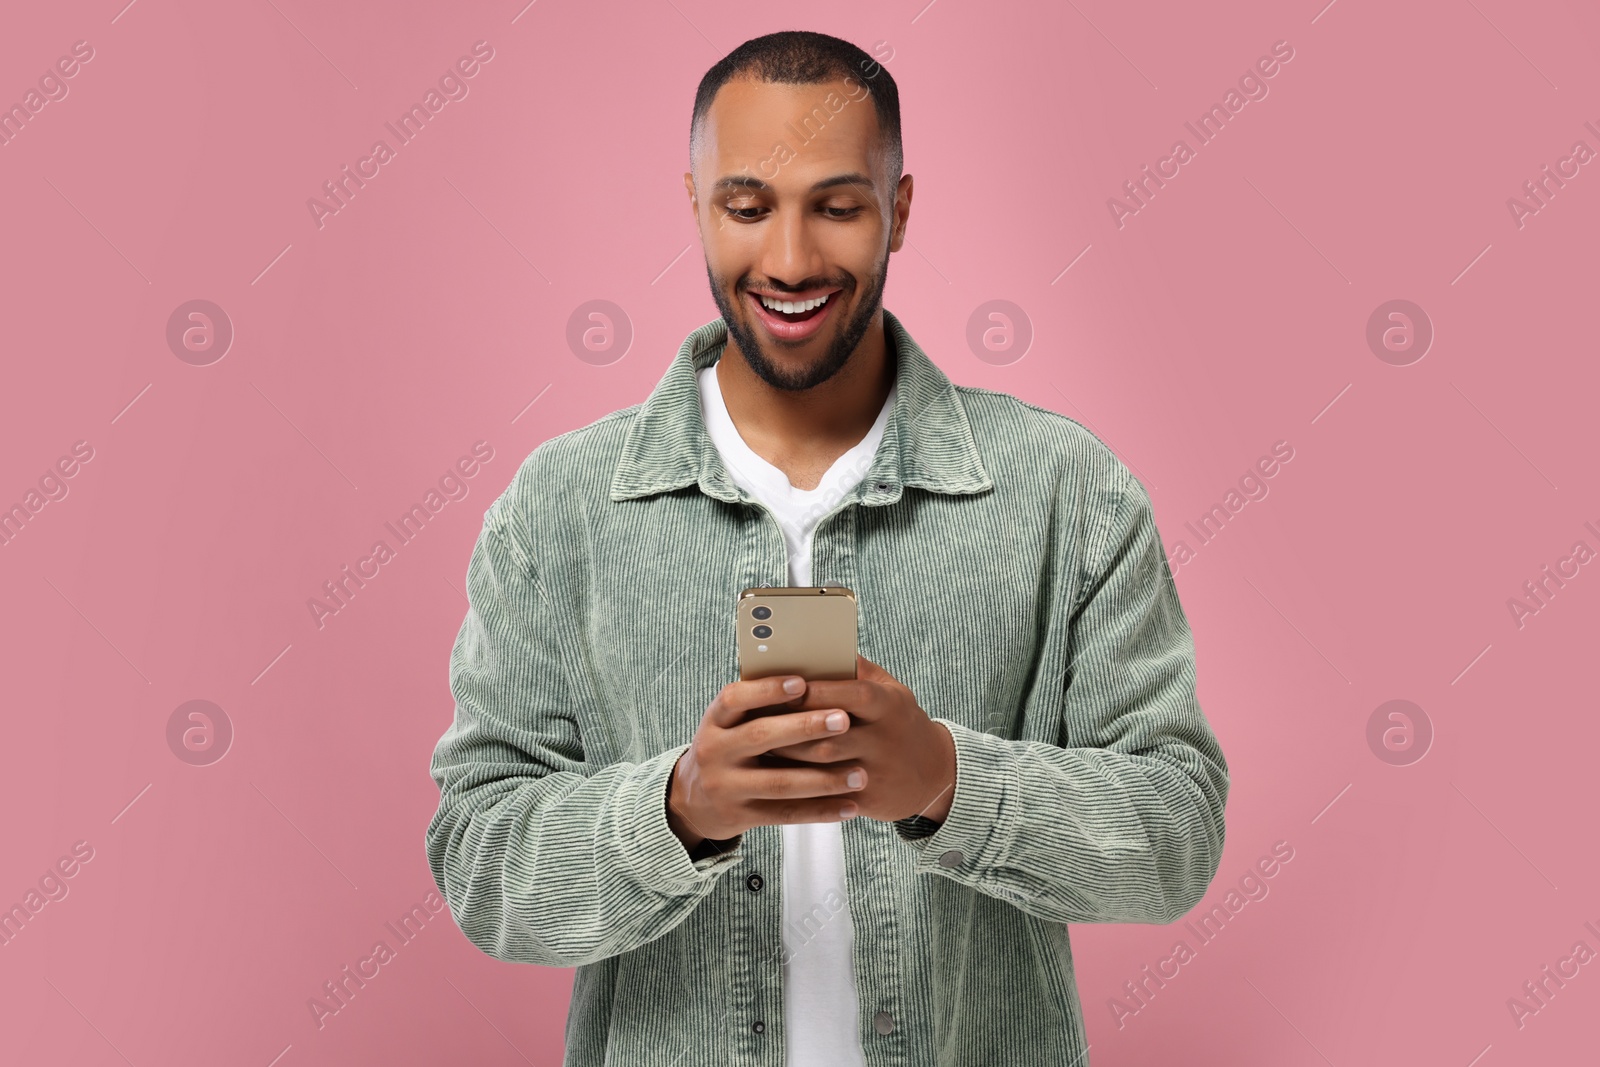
top-left (698, 359), bottom-right (895, 1067)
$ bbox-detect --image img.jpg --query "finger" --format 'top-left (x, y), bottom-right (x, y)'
top-left (855, 653), bottom-right (888, 681)
top-left (762, 735), bottom-right (855, 763)
top-left (707, 675), bottom-right (807, 729)
top-left (855, 655), bottom-right (904, 696)
top-left (787, 678), bottom-right (889, 723)
top-left (727, 705), bottom-right (851, 759)
top-left (745, 796), bottom-right (863, 825)
top-left (734, 761), bottom-right (866, 801)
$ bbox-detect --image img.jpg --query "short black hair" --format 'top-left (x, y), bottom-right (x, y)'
top-left (690, 30), bottom-right (902, 186)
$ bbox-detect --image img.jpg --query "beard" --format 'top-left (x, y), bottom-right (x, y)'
top-left (706, 239), bottom-right (890, 393)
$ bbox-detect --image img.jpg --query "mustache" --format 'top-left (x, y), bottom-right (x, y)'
top-left (741, 280), bottom-right (850, 295)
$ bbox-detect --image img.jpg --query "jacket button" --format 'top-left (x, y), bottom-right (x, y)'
top-left (751, 1020), bottom-right (766, 1033)
top-left (873, 1010), bottom-right (895, 1034)
top-left (938, 849), bottom-right (964, 868)
top-left (746, 872), bottom-right (765, 892)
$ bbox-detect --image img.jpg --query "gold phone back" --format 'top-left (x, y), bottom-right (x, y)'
top-left (737, 586), bottom-right (858, 681)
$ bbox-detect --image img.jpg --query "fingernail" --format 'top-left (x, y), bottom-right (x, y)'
top-left (847, 770), bottom-right (864, 789)
top-left (783, 677), bottom-right (805, 694)
top-left (840, 802), bottom-right (859, 819)
top-left (825, 711), bottom-right (848, 731)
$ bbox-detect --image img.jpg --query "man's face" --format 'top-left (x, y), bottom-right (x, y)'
top-left (686, 76), bottom-right (909, 392)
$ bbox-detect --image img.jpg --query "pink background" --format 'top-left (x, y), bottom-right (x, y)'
top-left (3, 0), bottom-right (1597, 1063)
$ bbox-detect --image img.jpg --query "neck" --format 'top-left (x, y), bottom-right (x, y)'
top-left (715, 314), bottom-right (895, 471)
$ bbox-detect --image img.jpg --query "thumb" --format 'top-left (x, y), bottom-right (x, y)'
top-left (856, 653), bottom-right (889, 681)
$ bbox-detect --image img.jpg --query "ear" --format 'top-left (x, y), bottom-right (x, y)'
top-left (683, 172), bottom-right (699, 218)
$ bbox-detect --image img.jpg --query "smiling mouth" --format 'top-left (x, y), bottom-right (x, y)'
top-left (745, 288), bottom-right (842, 342)
top-left (752, 290), bottom-right (834, 322)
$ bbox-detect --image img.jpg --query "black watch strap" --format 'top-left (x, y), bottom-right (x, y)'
top-left (687, 835), bottom-right (738, 862)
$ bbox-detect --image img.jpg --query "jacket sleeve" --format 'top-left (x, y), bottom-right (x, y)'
top-left (425, 501), bottom-right (743, 968)
top-left (892, 463), bottom-right (1228, 925)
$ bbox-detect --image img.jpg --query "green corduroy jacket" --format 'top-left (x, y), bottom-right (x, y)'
top-left (426, 308), bottom-right (1229, 1066)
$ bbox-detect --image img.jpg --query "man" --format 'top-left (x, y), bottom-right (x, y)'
top-left (426, 29), bottom-right (1228, 1067)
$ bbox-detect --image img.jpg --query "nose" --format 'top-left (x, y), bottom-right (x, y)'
top-left (758, 201), bottom-right (824, 290)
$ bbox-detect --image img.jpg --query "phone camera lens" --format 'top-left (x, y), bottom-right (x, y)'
top-left (752, 606), bottom-right (772, 620)
top-left (752, 625), bottom-right (772, 639)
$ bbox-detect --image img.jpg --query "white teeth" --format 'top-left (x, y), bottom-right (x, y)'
top-left (759, 292), bottom-right (831, 314)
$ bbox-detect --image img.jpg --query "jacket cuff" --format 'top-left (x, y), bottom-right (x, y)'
top-left (626, 743), bottom-right (744, 891)
top-left (892, 718), bottom-right (1014, 875)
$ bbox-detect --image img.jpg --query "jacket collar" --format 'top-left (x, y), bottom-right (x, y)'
top-left (608, 308), bottom-right (994, 506)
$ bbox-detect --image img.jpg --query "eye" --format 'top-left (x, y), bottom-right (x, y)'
top-left (720, 203), bottom-right (863, 222)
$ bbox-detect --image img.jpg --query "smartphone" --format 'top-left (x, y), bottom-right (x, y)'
top-left (737, 586), bottom-right (858, 684)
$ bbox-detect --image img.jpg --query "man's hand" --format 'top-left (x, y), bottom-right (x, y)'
top-left (667, 673), bottom-right (871, 850)
top-left (762, 654), bottom-right (957, 824)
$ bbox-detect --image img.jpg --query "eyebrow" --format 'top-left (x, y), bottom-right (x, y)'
top-left (713, 172), bottom-right (875, 195)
